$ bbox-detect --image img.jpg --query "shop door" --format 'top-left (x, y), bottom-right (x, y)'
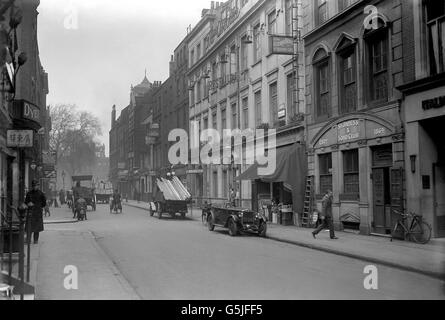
top-left (372, 168), bottom-right (387, 234)
top-left (433, 164), bottom-right (445, 237)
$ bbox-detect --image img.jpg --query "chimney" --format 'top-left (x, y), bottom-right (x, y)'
top-left (211, 1), bottom-right (214, 10)
top-left (111, 105), bottom-right (116, 127)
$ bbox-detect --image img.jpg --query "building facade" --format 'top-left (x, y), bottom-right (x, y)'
top-left (0, 0), bottom-right (49, 212)
top-left (303, 0), bottom-right (407, 235)
top-left (398, 0), bottom-right (445, 238)
top-left (187, 0), bottom-right (306, 220)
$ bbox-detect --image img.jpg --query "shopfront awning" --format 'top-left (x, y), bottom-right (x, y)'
top-left (235, 143), bottom-right (308, 213)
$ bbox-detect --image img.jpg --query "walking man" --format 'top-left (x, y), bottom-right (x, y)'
top-left (25, 180), bottom-right (47, 244)
top-left (312, 190), bottom-right (338, 240)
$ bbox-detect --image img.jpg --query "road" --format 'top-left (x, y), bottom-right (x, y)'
top-left (47, 203), bottom-right (445, 300)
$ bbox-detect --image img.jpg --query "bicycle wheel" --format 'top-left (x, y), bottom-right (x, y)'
top-left (410, 221), bottom-right (432, 244)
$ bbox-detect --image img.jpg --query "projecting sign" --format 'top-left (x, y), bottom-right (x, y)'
top-left (6, 130), bottom-right (33, 147)
top-left (269, 35), bottom-right (294, 55)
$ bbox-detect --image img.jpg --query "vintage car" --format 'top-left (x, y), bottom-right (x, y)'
top-left (206, 205), bottom-right (267, 237)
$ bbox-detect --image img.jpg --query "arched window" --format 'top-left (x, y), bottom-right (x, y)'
top-left (312, 48), bottom-right (331, 119)
top-left (364, 18), bottom-right (389, 104)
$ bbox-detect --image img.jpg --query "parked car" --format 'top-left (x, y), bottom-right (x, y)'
top-left (207, 205), bottom-right (267, 237)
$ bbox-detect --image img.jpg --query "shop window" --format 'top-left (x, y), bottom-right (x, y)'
top-left (365, 21), bottom-right (389, 104)
top-left (221, 105), bottom-right (227, 132)
top-left (343, 149), bottom-right (359, 195)
top-left (319, 153), bottom-right (332, 194)
top-left (241, 36), bottom-right (249, 71)
top-left (425, 0), bottom-right (445, 74)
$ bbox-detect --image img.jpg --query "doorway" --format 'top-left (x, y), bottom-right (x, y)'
top-left (372, 144), bottom-right (395, 234)
top-left (433, 163), bottom-right (445, 237)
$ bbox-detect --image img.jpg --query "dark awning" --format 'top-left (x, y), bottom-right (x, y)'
top-left (235, 143), bottom-right (307, 213)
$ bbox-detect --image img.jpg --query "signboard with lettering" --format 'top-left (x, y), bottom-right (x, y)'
top-left (314, 118), bottom-right (393, 149)
top-left (269, 35), bottom-right (294, 55)
top-left (422, 95), bottom-right (445, 110)
top-left (6, 130), bottom-right (33, 147)
top-left (23, 101), bottom-right (40, 122)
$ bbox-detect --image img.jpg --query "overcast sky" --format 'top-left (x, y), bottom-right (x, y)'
top-left (38, 0), bottom-right (210, 156)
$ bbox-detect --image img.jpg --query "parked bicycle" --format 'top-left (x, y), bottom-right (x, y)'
top-left (391, 209), bottom-right (432, 244)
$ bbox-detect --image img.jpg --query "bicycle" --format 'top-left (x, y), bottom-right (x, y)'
top-left (391, 209), bottom-right (432, 244)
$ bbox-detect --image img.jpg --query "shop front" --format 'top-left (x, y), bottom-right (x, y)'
top-left (399, 78), bottom-right (445, 238)
top-left (308, 112), bottom-right (405, 235)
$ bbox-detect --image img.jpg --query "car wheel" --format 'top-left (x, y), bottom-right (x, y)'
top-left (228, 218), bottom-right (238, 237)
top-left (258, 221), bottom-right (267, 237)
top-left (207, 214), bottom-right (215, 231)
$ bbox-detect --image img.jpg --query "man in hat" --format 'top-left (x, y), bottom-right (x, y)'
top-left (312, 190), bottom-right (338, 240)
top-left (25, 180), bottom-right (47, 244)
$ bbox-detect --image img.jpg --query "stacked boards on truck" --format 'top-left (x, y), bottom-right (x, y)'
top-left (155, 177), bottom-right (191, 201)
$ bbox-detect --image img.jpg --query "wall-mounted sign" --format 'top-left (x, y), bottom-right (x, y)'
top-left (23, 101), bottom-right (40, 122)
top-left (314, 118), bottom-right (394, 149)
top-left (186, 169), bottom-right (204, 174)
top-left (338, 120), bottom-right (360, 142)
top-left (269, 35), bottom-right (294, 55)
top-left (422, 95), bottom-right (445, 110)
top-left (278, 108), bottom-right (286, 119)
top-left (6, 130), bottom-right (33, 147)
top-left (146, 136), bottom-right (156, 145)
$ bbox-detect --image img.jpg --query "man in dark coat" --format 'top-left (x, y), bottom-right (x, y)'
top-left (25, 180), bottom-right (47, 244)
top-left (312, 190), bottom-right (338, 240)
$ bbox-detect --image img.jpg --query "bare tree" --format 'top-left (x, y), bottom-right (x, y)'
top-left (49, 104), bottom-right (102, 176)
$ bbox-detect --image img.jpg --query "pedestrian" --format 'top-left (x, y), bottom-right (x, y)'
top-left (59, 189), bottom-right (66, 205)
top-left (25, 180), bottom-right (47, 244)
top-left (312, 190), bottom-right (338, 240)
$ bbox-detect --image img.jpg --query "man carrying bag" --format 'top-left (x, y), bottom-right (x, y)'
top-left (312, 190), bottom-right (338, 240)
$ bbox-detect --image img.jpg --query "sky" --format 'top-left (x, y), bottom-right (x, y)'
top-left (38, 0), bottom-right (211, 156)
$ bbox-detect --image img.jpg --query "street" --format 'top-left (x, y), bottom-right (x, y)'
top-left (37, 204), bottom-right (445, 300)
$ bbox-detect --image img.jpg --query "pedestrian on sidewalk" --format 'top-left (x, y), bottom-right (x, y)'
top-left (312, 190), bottom-right (338, 240)
top-left (25, 180), bottom-right (47, 244)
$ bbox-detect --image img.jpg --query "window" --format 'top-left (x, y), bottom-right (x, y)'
top-left (196, 78), bottom-right (201, 101)
top-left (285, 0), bottom-right (293, 35)
top-left (229, 45), bottom-right (237, 76)
top-left (197, 43), bottom-right (201, 60)
top-left (242, 97), bottom-right (249, 129)
top-left (425, 0), bottom-right (445, 74)
top-left (319, 153), bottom-right (332, 195)
top-left (269, 83), bottom-right (278, 126)
top-left (212, 109), bottom-right (217, 130)
top-left (221, 105), bottom-right (227, 132)
top-left (212, 61), bottom-right (218, 81)
top-left (203, 70), bottom-right (209, 98)
top-left (268, 10), bottom-right (277, 34)
top-left (231, 103), bottom-right (237, 129)
top-left (254, 90), bottom-right (262, 126)
top-left (253, 24), bottom-right (261, 63)
top-left (367, 29), bottom-right (388, 103)
top-left (287, 72), bottom-right (296, 119)
top-left (190, 83), bottom-right (195, 105)
top-left (317, 0), bottom-right (328, 25)
top-left (339, 49), bottom-right (357, 113)
top-left (241, 36), bottom-right (249, 70)
top-left (313, 48), bottom-right (330, 119)
top-left (190, 49), bottom-right (194, 66)
top-left (343, 149), bottom-right (359, 195)
top-left (220, 53), bottom-right (227, 86)
top-left (338, 0), bottom-right (357, 11)
top-left (213, 171), bottom-right (218, 198)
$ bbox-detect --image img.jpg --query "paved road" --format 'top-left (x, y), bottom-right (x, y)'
top-left (54, 204), bottom-right (445, 300)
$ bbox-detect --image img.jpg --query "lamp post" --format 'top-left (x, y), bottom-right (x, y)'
top-left (62, 170), bottom-right (66, 190)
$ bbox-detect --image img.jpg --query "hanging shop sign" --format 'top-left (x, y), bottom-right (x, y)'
top-left (6, 130), bottom-right (33, 147)
top-left (269, 35), bottom-right (294, 55)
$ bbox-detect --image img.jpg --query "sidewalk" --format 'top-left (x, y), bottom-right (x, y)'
top-left (34, 207), bottom-right (140, 300)
top-left (124, 200), bottom-right (445, 280)
top-left (43, 205), bottom-right (78, 224)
